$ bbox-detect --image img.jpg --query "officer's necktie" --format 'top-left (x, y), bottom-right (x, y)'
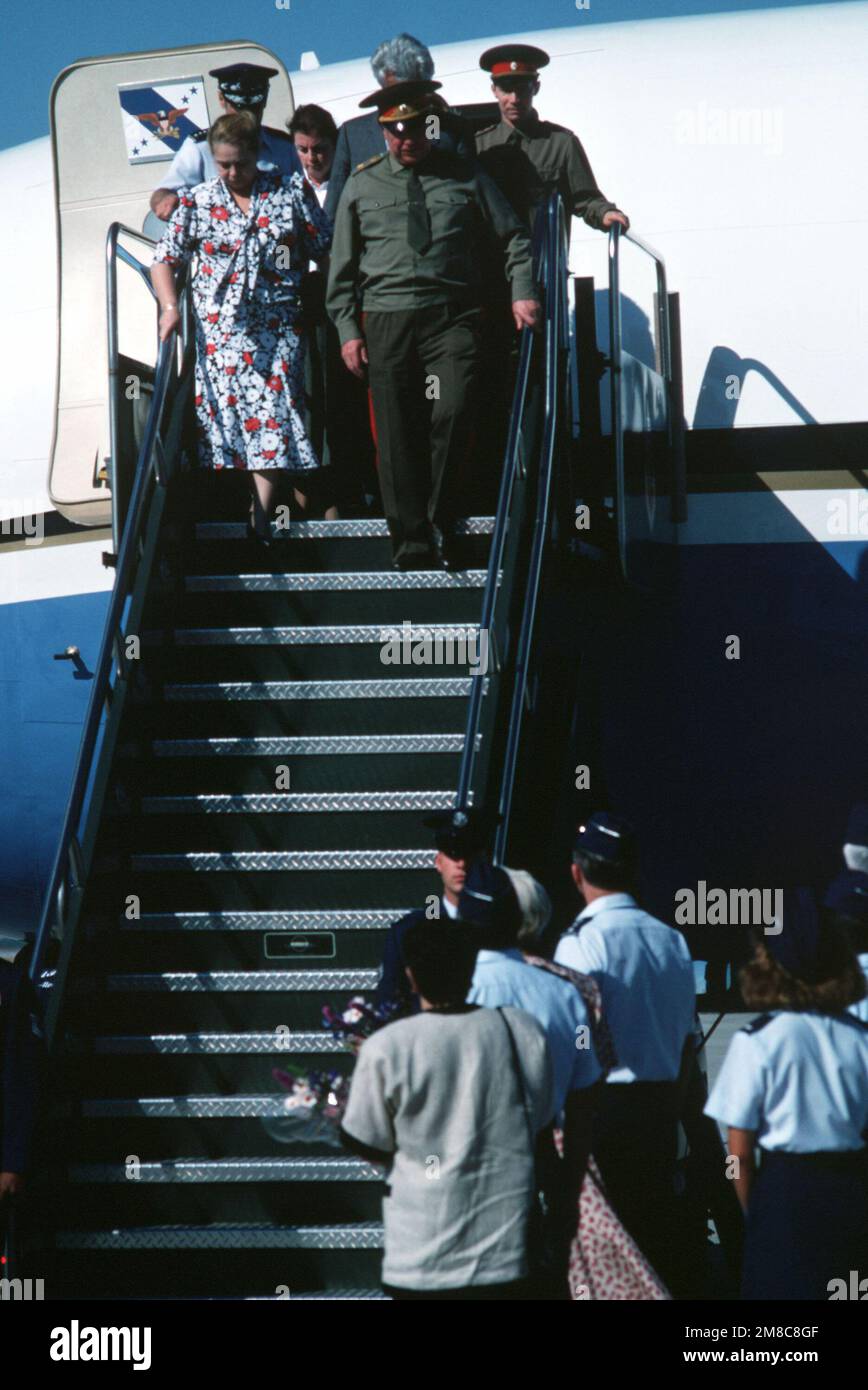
top-left (406, 169), bottom-right (431, 255)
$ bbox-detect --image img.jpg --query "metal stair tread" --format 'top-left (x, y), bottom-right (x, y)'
top-left (54, 1222), bottom-right (385, 1250)
top-left (195, 517), bottom-right (494, 540)
top-left (145, 622), bottom-right (481, 646)
top-left (122, 909), bottom-right (408, 931)
top-left (104, 968), bottom-right (380, 992)
top-left (144, 733), bottom-right (473, 756)
top-left (185, 569), bottom-right (488, 592)
top-left (125, 847), bottom-right (436, 872)
top-left (81, 1095), bottom-right (354, 1118)
top-left (68, 1157), bottom-right (382, 1182)
top-left (140, 790), bottom-right (458, 815)
top-left (92, 1031), bottom-right (353, 1054)
top-left (163, 676), bottom-right (484, 700)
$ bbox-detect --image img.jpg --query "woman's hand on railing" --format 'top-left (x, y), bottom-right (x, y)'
top-left (512, 298), bottom-right (542, 332)
top-left (158, 304), bottom-right (181, 342)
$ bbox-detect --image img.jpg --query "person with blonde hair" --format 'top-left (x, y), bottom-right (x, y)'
top-left (152, 110), bottom-right (335, 535)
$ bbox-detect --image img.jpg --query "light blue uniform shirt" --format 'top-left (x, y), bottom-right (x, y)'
top-left (850, 954), bottom-right (868, 1024)
top-left (468, 949), bottom-right (601, 1114)
top-left (157, 128), bottom-right (301, 191)
top-left (555, 893), bottom-right (695, 1084)
top-left (705, 1011), bottom-right (868, 1152)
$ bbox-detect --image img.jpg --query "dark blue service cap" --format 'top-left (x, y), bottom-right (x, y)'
top-left (573, 811), bottom-right (636, 863)
top-left (210, 63), bottom-right (279, 108)
top-left (423, 805), bottom-right (492, 857)
top-left (824, 869), bottom-right (868, 923)
top-left (458, 861), bottom-right (521, 940)
top-left (845, 803), bottom-right (868, 848)
top-left (764, 887), bottom-right (823, 980)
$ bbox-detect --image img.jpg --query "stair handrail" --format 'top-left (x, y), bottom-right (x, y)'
top-left (454, 195), bottom-right (560, 829)
top-left (493, 195), bottom-right (571, 863)
top-left (607, 222), bottom-right (681, 578)
top-left (29, 225), bottom-right (187, 992)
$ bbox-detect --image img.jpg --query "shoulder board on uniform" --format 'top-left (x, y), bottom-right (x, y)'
top-left (740, 1013), bottom-right (775, 1035)
top-left (353, 154), bottom-right (385, 173)
top-left (191, 130), bottom-right (208, 143)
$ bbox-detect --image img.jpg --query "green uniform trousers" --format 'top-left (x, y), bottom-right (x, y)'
top-left (364, 303), bottom-right (483, 560)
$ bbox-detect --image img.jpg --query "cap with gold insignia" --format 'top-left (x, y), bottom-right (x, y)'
top-left (422, 805), bottom-right (492, 858)
top-left (210, 62), bottom-right (279, 109)
top-left (360, 78), bottom-right (442, 129)
top-left (479, 44), bottom-right (550, 79)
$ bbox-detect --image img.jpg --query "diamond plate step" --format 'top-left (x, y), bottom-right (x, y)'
top-left (164, 677), bottom-right (481, 701)
top-left (127, 848), bottom-right (434, 873)
top-left (146, 623), bottom-right (481, 647)
top-left (123, 910), bottom-right (404, 932)
top-left (195, 518), bottom-right (494, 540)
top-left (92, 1032), bottom-right (348, 1055)
top-left (105, 970), bottom-right (379, 993)
top-left (55, 1222), bottom-right (384, 1251)
top-left (69, 1158), bottom-right (381, 1182)
top-left (81, 1095), bottom-right (344, 1118)
top-left (185, 569), bottom-right (487, 592)
top-left (147, 733), bottom-right (471, 757)
top-left (140, 790), bottom-right (456, 815)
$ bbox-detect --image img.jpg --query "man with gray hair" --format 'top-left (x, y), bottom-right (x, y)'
top-left (325, 33), bottom-right (472, 219)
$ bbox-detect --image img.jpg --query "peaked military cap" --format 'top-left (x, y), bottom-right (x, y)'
top-left (423, 805), bottom-right (491, 857)
top-left (458, 861), bottom-right (521, 943)
top-left (573, 811), bottom-right (636, 863)
top-left (360, 78), bottom-right (442, 127)
top-left (479, 44), bottom-right (550, 78)
top-left (210, 62), bottom-right (279, 108)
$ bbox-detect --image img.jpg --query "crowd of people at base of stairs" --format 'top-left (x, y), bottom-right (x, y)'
top-left (149, 33), bottom-right (628, 568)
top-left (342, 802), bottom-right (868, 1301)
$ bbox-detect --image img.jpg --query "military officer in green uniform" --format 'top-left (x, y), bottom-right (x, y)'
top-left (326, 79), bottom-right (540, 570)
top-left (475, 44), bottom-right (629, 234)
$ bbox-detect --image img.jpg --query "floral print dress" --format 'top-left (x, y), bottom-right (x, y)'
top-left (152, 169), bottom-right (333, 473)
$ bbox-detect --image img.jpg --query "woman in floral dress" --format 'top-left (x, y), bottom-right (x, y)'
top-left (151, 111), bottom-right (336, 537)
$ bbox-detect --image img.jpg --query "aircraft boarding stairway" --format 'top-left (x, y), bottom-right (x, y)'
top-left (16, 195), bottom-right (600, 1300)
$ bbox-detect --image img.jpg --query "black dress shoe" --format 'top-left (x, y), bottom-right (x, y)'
top-left (431, 525), bottom-right (459, 570)
top-left (246, 519), bottom-right (273, 547)
top-left (392, 551), bottom-right (435, 572)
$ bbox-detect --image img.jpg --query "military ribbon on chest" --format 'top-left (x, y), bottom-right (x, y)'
top-left (406, 169), bottom-right (431, 255)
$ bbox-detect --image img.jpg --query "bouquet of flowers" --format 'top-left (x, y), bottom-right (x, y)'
top-left (262, 995), bottom-right (398, 1147)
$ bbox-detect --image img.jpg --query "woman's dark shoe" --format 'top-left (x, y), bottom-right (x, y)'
top-left (246, 519), bottom-right (273, 548)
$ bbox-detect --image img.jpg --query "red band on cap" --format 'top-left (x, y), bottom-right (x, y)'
top-left (491, 61), bottom-right (536, 76)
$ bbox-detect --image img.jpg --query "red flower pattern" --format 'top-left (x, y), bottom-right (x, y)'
top-left (153, 170), bottom-right (329, 474)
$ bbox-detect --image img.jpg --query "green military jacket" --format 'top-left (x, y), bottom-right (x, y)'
top-left (475, 115), bottom-right (617, 230)
top-left (326, 148), bottom-right (536, 346)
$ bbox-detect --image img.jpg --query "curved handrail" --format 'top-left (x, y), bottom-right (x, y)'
top-left (607, 223), bottom-right (675, 580)
top-left (30, 225), bottom-right (188, 990)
